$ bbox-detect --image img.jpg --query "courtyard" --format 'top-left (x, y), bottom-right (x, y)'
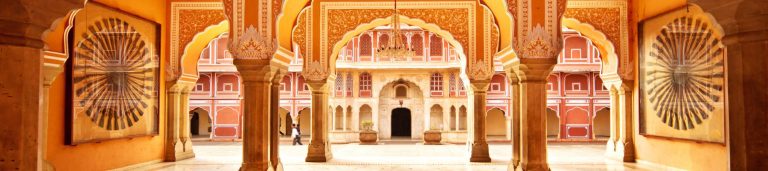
top-left (138, 140), bottom-right (650, 171)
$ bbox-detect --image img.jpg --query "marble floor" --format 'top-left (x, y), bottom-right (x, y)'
top-left (138, 140), bottom-right (652, 171)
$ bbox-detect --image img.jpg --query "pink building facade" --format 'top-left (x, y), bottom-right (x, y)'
top-left (189, 29), bottom-right (610, 141)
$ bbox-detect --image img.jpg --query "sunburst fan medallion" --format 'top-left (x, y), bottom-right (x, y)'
top-left (73, 17), bottom-right (158, 131)
top-left (644, 16), bottom-right (725, 130)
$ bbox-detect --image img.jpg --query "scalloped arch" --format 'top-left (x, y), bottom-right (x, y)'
top-left (180, 20), bottom-right (229, 79)
top-left (562, 18), bottom-right (619, 76)
top-left (329, 15), bottom-right (469, 76)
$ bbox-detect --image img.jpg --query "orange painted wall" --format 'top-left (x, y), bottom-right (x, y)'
top-left (631, 0), bottom-right (728, 170)
top-left (43, 0), bottom-right (168, 170)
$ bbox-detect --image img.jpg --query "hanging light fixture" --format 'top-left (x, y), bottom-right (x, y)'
top-left (376, 0), bottom-right (415, 60)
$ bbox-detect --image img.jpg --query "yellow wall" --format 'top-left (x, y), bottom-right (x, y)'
top-left (631, 0), bottom-right (728, 170)
top-left (44, 0), bottom-right (168, 170)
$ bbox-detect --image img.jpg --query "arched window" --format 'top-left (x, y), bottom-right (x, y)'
top-left (395, 85), bottom-right (407, 98)
top-left (360, 34), bottom-right (372, 56)
top-left (346, 73), bottom-right (353, 97)
top-left (412, 34), bottom-right (424, 56)
top-left (359, 72), bottom-right (372, 97)
top-left (335, 73), bottom-right (344, 96)
top-left (379, 34), bottom-right (390, 49)
top-left (449, 73), bottom-right (457, 96)
top-left (430, 35), bottom-right (443, 56)
top-left (458, 78), bottom-right (466, 96)
top-left (430, 73), bottom-right (443, 96)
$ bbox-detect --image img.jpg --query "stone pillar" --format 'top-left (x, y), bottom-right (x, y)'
top-left (0, 1), bottom-right (81, 170)
top-left (469, 80), bottom-right (491, 162)
top-left (443, 72), bottom-right (451, 96)
top-left (352, 71), bottom-right (360, 98)
top-left (352, 107), bottom-right (360, 131)
top-left (602, 77), bottom-right (634, 162)
top-left (443, 106), bottom-right (451, 131)
top-left (506, 73), bottom-right (521, 169)
top-left (615, 84), bottom-right (634, 162)
top-left (236, 61), bottom-right (277, 171)
top-left (270, 70), bottom-right (286, 170)
top-left (40, 51), bottom-right (67, 170)
top-left (516, 58), bottom-right (556, 171)
top-left (605, 85), bottom-right (619, 156)
top-left (0, 45), bottom-right (45, 170)
top-left (305, 78), bottom-right (333, 162)
top-left (163, 82), bottom-right (195, 162)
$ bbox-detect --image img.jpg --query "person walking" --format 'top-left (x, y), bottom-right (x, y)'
top-left (292, 124), bottom-right (302, 145)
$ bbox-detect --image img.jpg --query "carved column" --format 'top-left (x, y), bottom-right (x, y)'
top-left (305, 77), bottom-right (334, 162)
top-left (179, 85), bottom-right (195, 157)
top-left (236, 61), bottom-right (277, 171)
top-left (469, 80), bottom-right (491, 162)
top-left (605, 85), bottom-right (619, 155)
top-left (602, 76), bottom-right (634, 162)
top-left (164, 81), bottom-right (195, 161)
top-left (516, 58), bottom-right (556, 171)
top-left (615, 83), bottom-right (634, 162)
top-left (270, 69), bottom-right (286, 170)
top-left (505, 71), bottom-right (521, 170)
top-left (39, 51), bottom-right (67, 170)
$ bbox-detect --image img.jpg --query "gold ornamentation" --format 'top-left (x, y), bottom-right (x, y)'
top-left (293, 9), bottom-right (308, 59)
top-left (178, 10), bottom-right (227, 56)
top-left (510, 0), bottom-right (567, 59)
top-left (565, 0), bottom-right (629, 79)
top-left (304, 60), bottom-right (327, 81)
top-left (518, 24), bottom-right (557, 58)
top-left (564, 8), bottom-right (620, 57)
top-left (170, 2), bottom-right (224, 79)
top-left (324, 5), bottom-right (471, 60)
top-left (230, 25), bottom-right (277, 59)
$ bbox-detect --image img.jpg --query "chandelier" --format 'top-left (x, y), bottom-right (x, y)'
top-left (376, 0), bottom-right (415, 60)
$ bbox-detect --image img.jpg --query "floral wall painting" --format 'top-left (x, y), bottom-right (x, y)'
top-left (638, 4), bottom-right (726, 143)
top-left (67, 2), bottom-right (160, 145)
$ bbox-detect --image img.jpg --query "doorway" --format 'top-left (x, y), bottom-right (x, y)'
top-left (190, 108), bottom-right (211, 136)
top-left (391, 108), bottom-right (412, 137)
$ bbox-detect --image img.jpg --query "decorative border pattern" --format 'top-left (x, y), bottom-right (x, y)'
top-left (565, 0), bottom-right (628, 78)
top-left (170, 2), bottom-right (224, 79)
top-left (311, 1), bottom-right (478, 81)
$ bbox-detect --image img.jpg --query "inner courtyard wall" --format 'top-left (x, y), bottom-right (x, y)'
top-left (42, 0), bottom-right (168, 170)
top-left (630, 0), bottom-right (728, 170)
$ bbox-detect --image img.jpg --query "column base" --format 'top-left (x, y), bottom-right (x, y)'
top-left (614, 141), bottom-right (635, 162)
top-left (305, 141), bottom-right (333, 162)
top-left (240, 161), bottom-right (274, 171)
top-left (43, 160), bottom-right (54, 171)
top-left (164, 141), bottom-right (196, 161)
top-left (273, 160), bottom-right (284, 171)
top-left (469, 141), bottom-right (491, 162)
top-left (605, 138), bottom-right (616, 157)
top-left (514, 162), bottom-right (549, 171)
top-left (507, 159), bottom-right (520, 171)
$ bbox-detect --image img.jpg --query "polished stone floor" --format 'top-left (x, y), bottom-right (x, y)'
top-left (139, 139), bottom-right (652, 171)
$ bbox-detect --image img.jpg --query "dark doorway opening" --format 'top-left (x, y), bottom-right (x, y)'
top-left (285, 113), bottom-right (293, 137)
top-left (391, 108), bottom-right (412, 137)
top-left (191, 111), bottom-right (200, 135)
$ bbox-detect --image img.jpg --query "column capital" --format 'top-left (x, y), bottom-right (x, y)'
top-left (468, 80), bottom-right (490, 93)
top-left (504, 69), bottom-right (520, 85)
top-left (517, 58), bottom-right (557, 82)
top-left (233, 60), bottom-right (281, 83)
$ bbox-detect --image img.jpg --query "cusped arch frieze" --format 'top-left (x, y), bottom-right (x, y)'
top-left (325, 8), bottom-right (471, 59)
